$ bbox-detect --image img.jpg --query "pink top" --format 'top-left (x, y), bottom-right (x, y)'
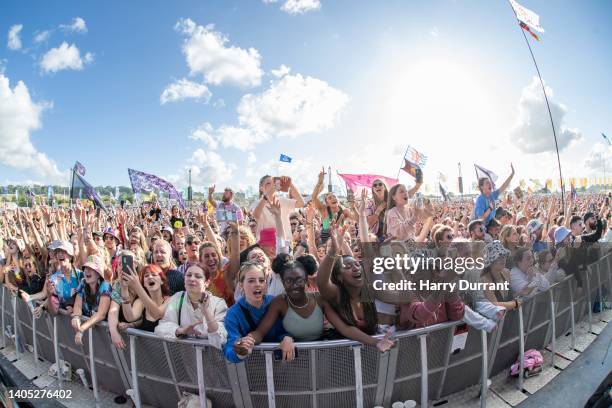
top-left (385, 206), bottom-right (417, 240)
top-left (398, 295), bottom-right (465, 329)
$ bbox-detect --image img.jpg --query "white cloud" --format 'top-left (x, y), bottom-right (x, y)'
top-left (179, 149), bottom-right (235, 188)
top-left (510, 77), bottom-right (582, 154)
top-left (247, 152), bottom-right (257, 164)
top-left (584, 143), bottom-right (612, 173)
top-left (271, 64), bottom-right (290, 78)
top-left (174, 18), bottom-right (263, 87)
top-left (196, 71), bottom-right (348, 151)
top-left (281, 0), bottom-right (321, 14)
top-left (160, 78), bottom-right (212, 104)
top-left (217, 125), bottom-right (268, 150)
top-left (189, 122), bottom-right (219, 149)
top-left (0, 73), bottom-right (67, 183)
top-left (33, 30), bottom-right (51, 44)
top-left (40, 42), bottom-right (94, 73)
top-left (236, 72), bottom-right (349, 138)
top-left (7, 24), bottom-right (23, 50)
top-left (60, 17), bottom-right (87, 33)
top-left (430, 26), bottom-right (440, 37)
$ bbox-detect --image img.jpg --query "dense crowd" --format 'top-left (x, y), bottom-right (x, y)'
top-left (0, 169), bottom-right (610, 364)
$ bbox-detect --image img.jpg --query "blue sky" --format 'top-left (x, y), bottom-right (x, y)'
top-left (1, 0), bottom-right (611, 195)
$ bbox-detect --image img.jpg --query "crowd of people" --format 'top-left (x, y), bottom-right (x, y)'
top-left (0, 168), bottom-right (610, 364)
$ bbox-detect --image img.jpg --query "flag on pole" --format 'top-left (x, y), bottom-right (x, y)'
top-left (519, 21), bottom-right (540, 41)
top-left (510, 0), bottom-right (545, 33)
top-left (401, 159), bottom-right (420, 178)
top-left (74, 161), bottom-right (86, 177)
top-left (279, 154), bottom-right (292, 163)
top-left (404, 145), bottom-right (427, 168)
top-left (438, 172), bottom-right (447, 183)
top-left (439, 182), bottom-right (449, 202)
top-left (570, 180), bottom-right (577, 200)
top-left (15, 189), bottom-right (19, 201)
top-left (71, 172), bottom-right (107, 211)
top-left (603, 133), bottom-right (611, 146)
top-left (545, 179), bottom-right (552, 191)
top-left (128, 168), bottom-right (185, 209)
top-left (474, 164), bottom-right (498, 190)
top-left (115, 186), bottom-right (120, 200)
top-left (337, 173), bottom-right (398, 195)
top-left (47, 186), bottom-right (53, 200)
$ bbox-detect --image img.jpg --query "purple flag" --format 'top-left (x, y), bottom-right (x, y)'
top-left (71, 172), bottom-right (107, 211)
top-left (74, 161), bottom-right (86, 177)
top-left (128, 168), bottom-right (185, 209)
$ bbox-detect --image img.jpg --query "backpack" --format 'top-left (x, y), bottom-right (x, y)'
top-left (510, 349), bottom-right (544, 378)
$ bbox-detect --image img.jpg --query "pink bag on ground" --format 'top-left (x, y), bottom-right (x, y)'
top-left (510, 349), bottom-right (544, 377)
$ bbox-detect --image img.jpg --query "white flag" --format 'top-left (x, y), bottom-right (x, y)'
top-left (510, 0), bottom-right (545, 33)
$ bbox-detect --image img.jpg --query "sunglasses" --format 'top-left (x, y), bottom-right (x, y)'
top-left (187, 241), bottom-right (200, 246)
top-left (372, 182), bottom-right (384, 187)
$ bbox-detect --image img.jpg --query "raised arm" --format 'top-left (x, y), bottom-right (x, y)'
top-left (287, 177), bottom-right (305, 209)
top-left (316, 227), bottom-right (341, 303)
top-left (407, 168), bottom-right (423, 198)
top-left (226, 222), bottom-right (240, 292)
top-left (497, 163), bottom-right (515, 195)
top-left (310, 168), bottom-right (327, 214)
top-left (207, 185), bottom-right (218, 209)
top-left (249, 297), bottom-right (284, 344)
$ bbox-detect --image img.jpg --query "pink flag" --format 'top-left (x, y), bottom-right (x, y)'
top-left (337, 173), bottom-right (398, 195)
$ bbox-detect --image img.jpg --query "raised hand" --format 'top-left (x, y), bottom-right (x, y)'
top-left (208, 185), bottom-right (215, 197)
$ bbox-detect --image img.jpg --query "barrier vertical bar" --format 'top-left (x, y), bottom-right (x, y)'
top-left (596, 265), bottom-right (604, 314)
top-left (310, 350), bottom-right (317, 408)
top-left (480, 329), bottom-right (488, 408)
top-left (1, 286), bottom-right (5, 348)
top-left (226, 362), bottom-right (246, 408)
top-left (88, 328), bottom-right (100, 408)
top-left (196, 347), bottom-right (208, 408)
top-left (32, 311), bottom-right (39, 368)
top-left (435, 328), bottom-right (455, 400)
top-left (569, 279), bottom-right (576, 349)
top-left (419, 335), bottom-right (428, 407)
top-left (353, 346), bottom-right (363, 408)
top-left (585, 268), bottom-right (593, 333)
top-left (162, 341), bottom-right (182, 398)
top-left (53, 316), bottom-right (63, 389)
top-left (383, 346), bottom-right (399, 407)
top-left (130, 336), bottom-right (142, 408)
top-left (549, 290), bottom-right (556, 368)
top-left (12, 296), bottom-right (20, 358)
top-left (264, 351), bottom-right (276, 408)
top-left (517, 304), bottom-right (525, 391)
top-left (374, 346), bottom-right (389, 406)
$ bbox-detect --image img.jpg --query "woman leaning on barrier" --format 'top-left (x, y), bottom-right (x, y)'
top-left (480, 241), bottom-right (522, 312)
top-left (509, 247), bottom-right (550, 297)
top-left (121, 264), bottom-right (171, 332)
top-left (71, 255), bottom-right (112, 345)
top-left (248, 254), bottom-right (395, 353)
top-left (155, 263), bottom-right (228, 348)
top-left (46, 241), bottom-right (83, 317)
top-left (225, 262), bottom-right (292, 363)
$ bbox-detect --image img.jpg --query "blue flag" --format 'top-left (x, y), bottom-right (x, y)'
top-left (47, 186), bottom-right (53, 199)
top-left (602, 133), bottom-right (611, 146)
top-left (279, 154), bottom-right (292, 163)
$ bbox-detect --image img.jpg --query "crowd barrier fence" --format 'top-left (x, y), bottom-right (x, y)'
top-left (0, 251), bottom-right (610, 408)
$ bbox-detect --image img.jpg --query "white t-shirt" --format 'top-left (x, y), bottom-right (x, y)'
top-left (253, 196), bottom-right (296, 241)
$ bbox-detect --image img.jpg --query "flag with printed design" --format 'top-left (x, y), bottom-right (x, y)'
top-left (128, 168), bottom-right (185, 209)
top-left (404, 145), bottom-right (427, 168)
top-left (401, 159), bottom-right (420, 178)
top-left (474, 164), bottom-right (498, 190)
top-left (510, 0), bottom-right (545, 33)
top-left (439, 182), bottom-right (449, 201)
top-left (279, 154), bottom-right (292, 163)
top-left (74, 161), bottom-right (86, 177)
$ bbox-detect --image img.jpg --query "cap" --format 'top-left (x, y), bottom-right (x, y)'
top-left (483, 241), bottom-right (510, 268)
top-left (161, 226), bottom-right (174, 236)
top-left (82, 255), bottom-right (104, 277)
top-left (53, 240), bottom-right (74, 257)
top-left (554, 227), bottom-right (571, 244)
top-left (103, 227), bottom-right (120, 242)
top-left (526, 219), bottom-right (543, 235)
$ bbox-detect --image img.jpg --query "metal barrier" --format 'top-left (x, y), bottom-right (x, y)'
top-left (0, 250), bottom-right (610, 408)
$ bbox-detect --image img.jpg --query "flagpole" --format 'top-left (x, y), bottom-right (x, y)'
top-left (69, 165), bottom-right (75, 206)
top-left (505, 0), bottom-right (565, 209)
top-left (396, 145), bottom-right (410, 180)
